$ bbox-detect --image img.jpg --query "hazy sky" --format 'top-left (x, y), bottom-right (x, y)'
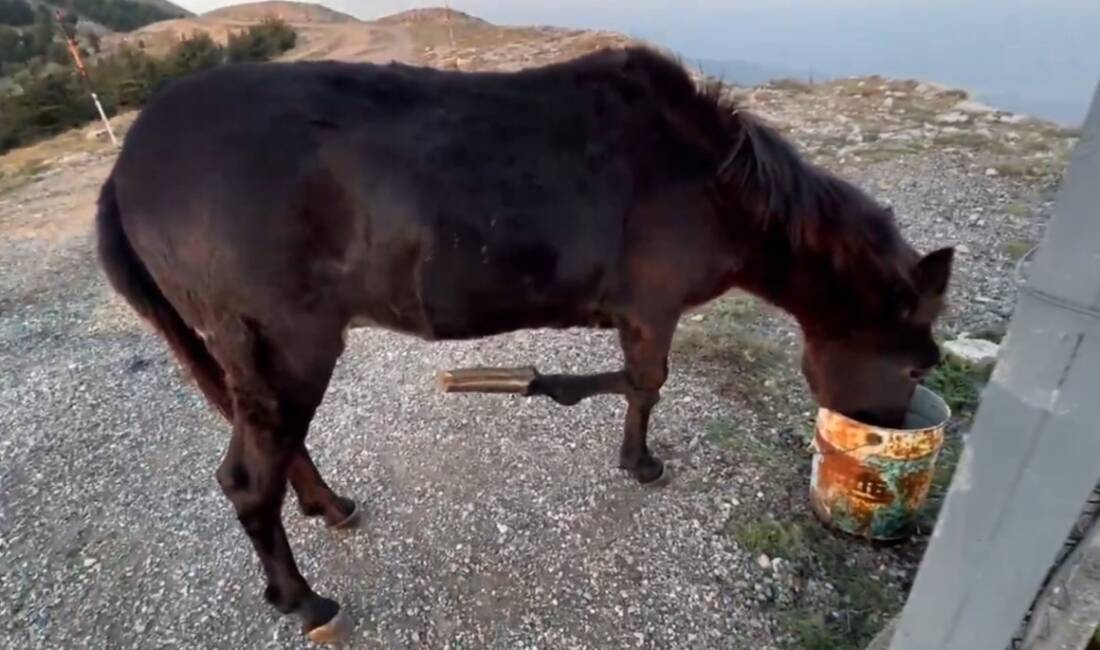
top-left (177, 0), bottom-right (1100, 124)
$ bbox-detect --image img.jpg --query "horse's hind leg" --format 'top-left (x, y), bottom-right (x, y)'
top-left (290, 445), bottom-right (359, 529)
top-left (208, 317), bottom-right (351, 642)
top-left (185, 358), bottom-right (357, 530)
top-left (616, 315), bottom-right (676, 484)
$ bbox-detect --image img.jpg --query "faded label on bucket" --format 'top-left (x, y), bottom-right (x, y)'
top-left (810, 411), bottom-right (945, 540)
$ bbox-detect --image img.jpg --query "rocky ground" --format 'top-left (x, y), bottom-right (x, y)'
top-left (0, 8), bottom-right (1080, 650)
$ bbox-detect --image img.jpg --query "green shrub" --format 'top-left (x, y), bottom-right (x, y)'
top-left (0, 70), bottom-right (93, 149)
top-left (227, 18), bottom-right (297, 63)
top-left (0, 22), bottom-right (298, 155)
top-left (0, 0), bottom-right (33, 27)
top-left (0, 26), bottom-right (33, 64)
top-left (164, 31), bottom-right (224, 77)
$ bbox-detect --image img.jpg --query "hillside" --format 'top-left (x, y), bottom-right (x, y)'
top-left (23, 1), bottom-right (1083, 192)
top-left (50, 0), bottom-right (188, 32)
top-left (0, 0), bottom-right (190, 97)
top-left (374, 7), bottom-right (488, 26)
top-left (102, 0), bottom-right (369, 56)
top-left (130, 0), bottom-right (192, 16)
top-left (204, 0), bottom-right (356, 23)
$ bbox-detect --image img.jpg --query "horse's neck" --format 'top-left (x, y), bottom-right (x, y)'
top-left (724, 220), bottom-right (810, 323)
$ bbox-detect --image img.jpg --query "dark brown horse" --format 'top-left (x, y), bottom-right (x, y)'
top-left (95, 46), bottom-right (953, 642)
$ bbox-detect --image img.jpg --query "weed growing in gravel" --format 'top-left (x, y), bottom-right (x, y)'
top-left (673, 322), bottom-right (783, 372)
top-left (923, 356), bottom-right (991, 419)
top-left (888, 100), bottom-right (939, 124)
top-left (672, 293), bottom-right (794, 409)
top-left (768, 78), bottom-right (814, 93)
top-left (1040, 124), bottom-right (1083, 140)
top-left (735, 518), bottom-right (807, 559)
top-left (912, 354), bottom-right (992, 530)
top-left (1004, 201), bottom-right (1033, 219)
top-left (856, 142), bottom-right (926, 163)
top-left (991, 156), bottom-right (1055, 178)
top-left (731, 515), bottom-right (904, 650)
top-left (783, 611), bottom-right (856, 650)
top-left (706, 417), bottom-right (738, 446)
top-left (932, 131), bottom-right (1013, 155)
top-left (1002, 237), bottom-right (1037, 261)
top-left (0, 161), bottom-right (49, 194)
top-left (706, 418), bottom-right (789, 469)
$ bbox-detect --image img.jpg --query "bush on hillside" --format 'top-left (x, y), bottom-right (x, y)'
top-left (164, 31), bottom-right (224, 77)
top-left (29, 6), bottom-right (53, 56)
top-left (0, 26), bottom-right (32, 64)
top-left (0, 22), bottom-right (298, 154)
top-left (47, 41), bottom-right (72, 66)
top-left (0, 70), bottom-right (94, 150)
top-left (227, 17), bottom-right (297, 63)
top-left (62, 0), bottom-right (180, 33)
top-left (90, 44), bottom-right (168, 110)
top-left (0, 0), bottom-right (33, 27)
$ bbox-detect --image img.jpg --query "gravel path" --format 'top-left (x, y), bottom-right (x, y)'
top-left (0, 101), bottom-right (1061, 649)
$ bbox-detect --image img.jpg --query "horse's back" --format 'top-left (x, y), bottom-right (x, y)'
top-left (109, 55), bottom-right (653, 338)
top-left (109, 62), bottom-right (422, 332)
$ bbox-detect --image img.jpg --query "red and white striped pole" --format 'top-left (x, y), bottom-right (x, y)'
top-left (443, 0), bottom-right (457, 69)
top-left (53, 10), bottom-right (118, 146)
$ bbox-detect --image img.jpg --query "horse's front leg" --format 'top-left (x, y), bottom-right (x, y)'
top-left (438, 367), bottom-right (629, 405)
top-left (616, 315), bottom-right (676, 485)
top-left (529, 371), bottom-right (629, 405)
top-left (438, 329), bottom-right (674, 486)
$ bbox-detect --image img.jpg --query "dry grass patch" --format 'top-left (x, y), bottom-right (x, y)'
top-left (0, 111), bottom-right (134, 193)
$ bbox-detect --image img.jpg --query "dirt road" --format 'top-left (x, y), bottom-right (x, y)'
top-left (280, 22), bottom-right (414, 64)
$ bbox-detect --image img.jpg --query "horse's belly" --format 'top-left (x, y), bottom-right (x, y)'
top-left (418, 247), bottom-right (610, 340)
top-left (342, 244), bottom-right (436, 339)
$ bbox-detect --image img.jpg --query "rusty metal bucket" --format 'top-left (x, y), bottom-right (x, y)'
top-left (809, 385), bottom-right (951, 541)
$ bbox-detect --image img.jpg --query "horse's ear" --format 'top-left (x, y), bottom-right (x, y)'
top-left (908, 247), bottom-right (954, 322)
top-left (913, 247), bottom-right (955, 296)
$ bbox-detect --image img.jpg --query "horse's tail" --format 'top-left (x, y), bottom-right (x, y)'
top-left (95, 175), bottom-right (232, 419)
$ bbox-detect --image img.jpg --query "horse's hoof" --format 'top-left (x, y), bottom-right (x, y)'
top-left (636, 459), bottom-right (669, 486)
top-left (306, 609), bottom-right (353, 645)
top-left (327, 498), bottom-right (361, 530)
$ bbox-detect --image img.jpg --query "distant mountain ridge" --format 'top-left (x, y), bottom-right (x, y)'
top-left (8, 0), bottom-right (192, 33)
top-left (98, 0), bottom-right (1074, 127)
top-left (203, 1), bottom-right (357, 23)
top-left (125, 0), bottom-right (191, 18)
top-left (374, 7), bottom-right (488, 26)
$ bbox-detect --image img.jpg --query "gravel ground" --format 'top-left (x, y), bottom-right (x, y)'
top-left (0, 89), bottom-right (1065, 649)
top-left (0, 154), bottom-right (792, 650)
top-left (834, 154), bottom-right (1058, 335)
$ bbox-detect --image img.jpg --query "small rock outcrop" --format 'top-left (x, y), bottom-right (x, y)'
top-left (944, 337), bottom-right (1001, 370)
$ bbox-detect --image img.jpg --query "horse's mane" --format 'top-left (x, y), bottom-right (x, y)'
top-left (717, 108), bottom-right (911, 281)
top-left (607, 46), bottom-right (916, 283)
top-left (708, 86), bottom-right (915, 283)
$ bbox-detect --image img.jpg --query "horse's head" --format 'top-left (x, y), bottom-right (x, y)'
top-left (798, 246), bottom-right (955, 429)
top-left (701, 94), bottom-right (957, 428)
